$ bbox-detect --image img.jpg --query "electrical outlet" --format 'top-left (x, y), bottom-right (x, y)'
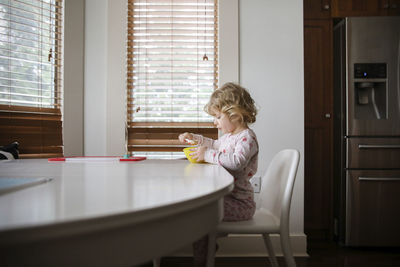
top-left (250, 176), bottom-right (261, 193)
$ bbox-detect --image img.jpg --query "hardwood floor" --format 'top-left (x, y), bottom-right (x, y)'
top-left (298, 241), bottom-right (400, 267)
top-left (139, 240), bottom-right (400, 267)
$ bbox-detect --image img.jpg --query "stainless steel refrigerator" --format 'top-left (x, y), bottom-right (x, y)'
top-left (333, 17), bottom-right (400, 246)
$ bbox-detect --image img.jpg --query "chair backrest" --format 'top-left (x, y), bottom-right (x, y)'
top-left (259, 149), bottom-right (300, 230)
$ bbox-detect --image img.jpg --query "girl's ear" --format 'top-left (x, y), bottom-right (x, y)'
top-left (229, 114), bottom-right (242, 124)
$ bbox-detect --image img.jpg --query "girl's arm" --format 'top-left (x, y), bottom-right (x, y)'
top-left (204, 134), bottom-right (258, 171)
top-left (192, 134), bottom-right (221, 150)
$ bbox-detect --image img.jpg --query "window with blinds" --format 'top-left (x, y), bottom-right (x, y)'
top-left (0, 0), bottom-right (63, 158)
top-left (127, 0), bottom-right (218, 157)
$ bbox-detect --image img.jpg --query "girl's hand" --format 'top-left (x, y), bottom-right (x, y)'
top-left (179, 132), bottom-right (194, 144)
top-left (191, 146), bottom-right (206, 161)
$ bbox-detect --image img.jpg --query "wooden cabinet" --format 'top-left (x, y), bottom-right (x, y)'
top-left (331, 0), bottom-right (384, 16)
top-left (304, 19), bottom-right (334, 240)
top-left (387, 0), bottom-right (400, 15)
top-left (304, 0), bottom-right (332, 19)
top-left (331, 0), bottom-right (400, 17)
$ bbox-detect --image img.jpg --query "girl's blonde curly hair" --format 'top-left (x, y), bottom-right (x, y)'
top-left (204, 82), bottom-right (257, 126)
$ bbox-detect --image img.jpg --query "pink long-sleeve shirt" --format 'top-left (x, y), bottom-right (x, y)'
top-left (193, 128), bottom-right (259, 201)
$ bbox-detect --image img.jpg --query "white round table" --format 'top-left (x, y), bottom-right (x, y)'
top-left (0, 159), bottom-right (233, 266)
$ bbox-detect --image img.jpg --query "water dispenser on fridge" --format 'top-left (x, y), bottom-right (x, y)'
top-left (353, 63), bottom-right (387, 120)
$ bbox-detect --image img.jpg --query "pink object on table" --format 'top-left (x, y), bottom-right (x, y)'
top-left (48, 156), bottom-right (146, 162)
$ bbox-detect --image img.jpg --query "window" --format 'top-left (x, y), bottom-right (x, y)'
top-left (126, 0), bottom-right (218, 158)
top-left (0, 0), bottom-right (63, 158)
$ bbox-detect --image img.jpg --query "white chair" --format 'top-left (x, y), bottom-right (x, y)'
top-left (206, 149), bottom-right (300, 267)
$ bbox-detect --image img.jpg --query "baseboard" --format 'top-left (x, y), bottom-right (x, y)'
top-left (172, 233), bottom-right (308, 257)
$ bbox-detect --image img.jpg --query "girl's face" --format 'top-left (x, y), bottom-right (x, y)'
top-left (213, 111), bottom-right (243, 134)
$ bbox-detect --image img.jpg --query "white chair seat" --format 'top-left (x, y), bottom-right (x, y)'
top-left (217, 209), bottom-right (280, 234)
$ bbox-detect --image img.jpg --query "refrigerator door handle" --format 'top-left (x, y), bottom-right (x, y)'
top-left (359, 177), bottom-right (400, 181)
top-left (358, 144), bottom-right (400, 149)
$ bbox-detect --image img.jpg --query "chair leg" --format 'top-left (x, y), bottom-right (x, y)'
top-left (280, 233), bottom-right (296, 267)
top-left (206, 232), bottom-right (217, 267)
top-left (153, 258), bottom-right (161, 267)
top-left (262, 234), bottom-right (278, 267)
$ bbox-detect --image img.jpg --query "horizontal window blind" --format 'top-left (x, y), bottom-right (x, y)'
top-left (0, 0), bottom-right (63, 158)
top-left (127, 0), bottom-right (218, 153)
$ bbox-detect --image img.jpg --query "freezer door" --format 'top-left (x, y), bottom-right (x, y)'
top-left (346, 17), bottom-right (400, 136)
top-left (346, 137), bottom-right (400, 168)
top-left (346, 170), bottom-right (400, 246)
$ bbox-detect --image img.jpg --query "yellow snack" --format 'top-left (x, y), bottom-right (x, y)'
top-left (185, 138), bottom-right (197, 145)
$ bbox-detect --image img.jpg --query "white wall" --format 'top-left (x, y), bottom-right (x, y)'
top-left (64, 0), bottom-right (84, 156)
top-left (239, 0), bottom-right (304, 234)
top-left (84, 0), bottom-right (126, 156)
top-left (218, 0), bottom-right (239, 85)
top-left (84, 0), bottom-right (107, 155)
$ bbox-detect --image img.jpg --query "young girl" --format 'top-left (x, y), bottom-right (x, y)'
top-left (179, 82), bottom-right (259, 266)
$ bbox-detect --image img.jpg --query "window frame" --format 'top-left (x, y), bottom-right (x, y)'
top-left (126, 0), bottom-right (219, 155)
top-left (0, 0), bottom-right (64, 158)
